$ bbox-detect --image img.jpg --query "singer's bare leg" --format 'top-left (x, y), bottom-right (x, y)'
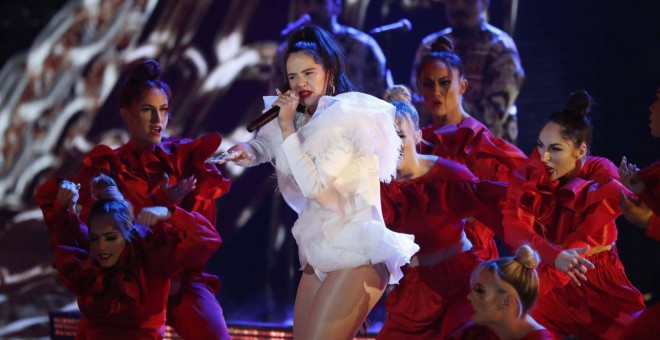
top-left (293, 265), bottom-right (322, 337)
top-left (293, 263), bottom-right (388, 340)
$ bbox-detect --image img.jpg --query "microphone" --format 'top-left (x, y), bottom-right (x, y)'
top-left (247, 103), bottom-right (306, 132)
top-left (368, 19), bottom-right (412, 35)
top-left (280, 14), bottom-right (311, 38)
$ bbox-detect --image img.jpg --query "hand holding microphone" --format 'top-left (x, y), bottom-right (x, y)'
top-left (246, 89), bottom-right (303, 133)
top-left (273, 89), bottom-right (300, 139)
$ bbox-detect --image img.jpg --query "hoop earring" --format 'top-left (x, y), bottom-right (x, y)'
top-left (328, 77), bottom-right (335, 95)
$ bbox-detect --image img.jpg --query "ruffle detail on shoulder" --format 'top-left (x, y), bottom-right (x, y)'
top-left (83, 144), bottom-right (124, 175)
top-left (579, 155), bottom-right (619, 185)
top-left (512, 155), bottom-right (625, 248)
top-left (160, 133), bottom-right (231, 200)
top-left (432, 116), bottom-right (527, 170)
top-left (381, 158), bottom-right (477, 219)
top-left (556, 156), bottom-right (626, 215)
top-left (536, 262), bottom-right (571, 295)
top-left (508, 157), bottom-right (557, 220)
top-left (298, 92), bottom-right (402, 183)
top-left (513, 155), bottom-right (625, 215)
top-left (35, 178), bottom-right (66, 211)
top-left (639, 160), bottom-right (660, 186)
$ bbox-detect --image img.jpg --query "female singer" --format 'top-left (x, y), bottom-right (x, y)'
top-left (215, 26), bottom-right (419, 338)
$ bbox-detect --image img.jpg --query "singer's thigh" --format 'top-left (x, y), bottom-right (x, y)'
top-left (293, 265), bottom-right (322, 337)
top-left (303, 263), bottom-right (388, 340)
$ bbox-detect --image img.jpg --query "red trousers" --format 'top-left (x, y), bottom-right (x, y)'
top-left (377, 251), bottom-right (480, 339)
top-left (167, 280), bottom-right (230, 339)
top-left (622, 301), bottom-right (660, 340)
top-left (532, 249), bottom-right (645, 340)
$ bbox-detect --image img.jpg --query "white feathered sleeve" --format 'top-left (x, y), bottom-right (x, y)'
top-left (298, 92), bottom-right (401, 183)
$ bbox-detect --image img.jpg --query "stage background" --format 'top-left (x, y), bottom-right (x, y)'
top-left (0, 0), bottom-right (658, 337)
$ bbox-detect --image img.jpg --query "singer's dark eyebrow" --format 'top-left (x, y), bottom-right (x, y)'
top-left (287, 67), bottom-right (317, 76)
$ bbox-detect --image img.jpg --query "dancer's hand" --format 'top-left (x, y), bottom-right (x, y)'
top-left (619, 156), bottom-right (645, 194)
top-left (207, 143), bottom-right (255, 165)
top-left (57, 180), bottom-right (80, 210)
top-left (161, 173), bottom-right (196, 203)
top-left (554, 246), bottom-right (594, 286)
top-left (138, 206), bottom-right (171, 226)
top-left (619, 191), bottom-right (653, 229)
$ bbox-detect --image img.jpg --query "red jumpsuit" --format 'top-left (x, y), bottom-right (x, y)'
top-left (503, 153), bottom-right (645, 340)
top-left (622, 160), bottom-right (660, 339)
top-left (377, 157), bottom-right (506, 339)
top-left (422, 117), bottom-right (527, 261)
top-left (70, 133), bottom-right (231, 339)
top-left (35, 181), bottom-right (221, 340)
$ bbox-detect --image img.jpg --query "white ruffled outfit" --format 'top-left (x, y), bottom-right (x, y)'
top-left (241, 92), bottom-right (419, 284)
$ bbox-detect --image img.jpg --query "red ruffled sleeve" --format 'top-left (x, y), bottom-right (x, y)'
top-left (381, 158), bottom-right (478, 223)
top-left (36, 182), bottom-right (125, 300)
top-left (638, 160), bottom-right (660, 215)
top-left (424, 117), bottom-right (528, 182)
top-left (74, 144), bottom-right (125, 222)
top-left (579, 155), bottom-right (619, 185)
top-left (73, 133), bottom-right (231, 225)
top-left (48, 207), bottom-right (220, 303)
top-left (556, 178), bottom-right (624, 250)
top-left (646, 213), bottom-right (660, 241)
top-left (36, 177), bottom-right (140, 299)
top-left (504, 155), bottom-right (627, 256)
top-left (145, 206), bottom-right (222, 278)
top-left (503, 158), bottom-right (563, 265)
top-left (35, 178), bottom-right (89, 250)
top-left (147, 133), bottom-right (231, 225)
top-left (154, 133), bottom-right (231, 199)
top-left (55, 243), bottom-right (144, 307)
top-left (55, 134), bottom-right (229, 297)
top-left (552, 156), bottom-right (627, 250)
top-left (381, 158), bottom-right (507, 235)
top-left (54, 244), bottom-right (99, 298)
top-left (503, 162), bottom-right (571, 292)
